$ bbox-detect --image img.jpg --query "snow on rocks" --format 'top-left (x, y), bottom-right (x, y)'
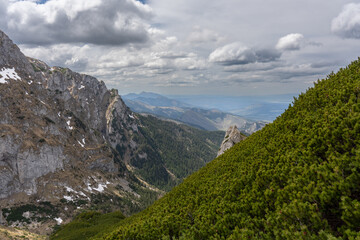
top-left (0, 67), bottom-right (21, 83)
top-left (54, 217), bottom-right (63, 225)
top-left (77, 140), bottom-right (85, 148)
top-left (63, 195), bottom-right (74, 201)
top-left (66, 117), bottom-right (73, 130)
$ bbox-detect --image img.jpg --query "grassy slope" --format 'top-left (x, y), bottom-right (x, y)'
top-left (50, 211), bottom-right (125, 240)
top-left (97, 60), bottom-right (360, 239)
top-left (0, 226), bottom-right (47, 240)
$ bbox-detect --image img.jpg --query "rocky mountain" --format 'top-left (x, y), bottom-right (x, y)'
top-left (122, 92), bottom-right (267, 134)
top-left (0, 30), bottom-right (223, 235)
top-left (53, 59), bottom-right (360, 239)
top-left (217, 125), bottom-right (247, 157)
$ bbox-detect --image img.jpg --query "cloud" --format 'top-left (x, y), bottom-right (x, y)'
top-left (187, 26), bottom-right (222, 43)
top-left (276, 33), bottom-right (304, 51)
top-left (2, 0), bottom-right (153, 46)
top-left (209, 42), bottom-right (281, 66)
top-left (331, 3), bottom-right (360, 39)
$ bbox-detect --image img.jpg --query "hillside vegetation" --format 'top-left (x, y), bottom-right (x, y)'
top-left (54, 59), bottom-right (360, 239)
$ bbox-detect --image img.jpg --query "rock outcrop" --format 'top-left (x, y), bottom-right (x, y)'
top-left (0, 30), bottom-right (163, 232)
top-left (217, 125), bottom-right (246, 157)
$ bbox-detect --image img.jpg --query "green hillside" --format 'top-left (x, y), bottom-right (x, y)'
top-left (53, 59), bottom-right (360, 239)
top-left (131, 115), bottom-right (224, 191)
top-left (138, 115), bottom-right (224, 180)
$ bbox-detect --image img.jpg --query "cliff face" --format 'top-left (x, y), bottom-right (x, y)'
top-left (0, 30), bottom-right (162, 232)
top-left (0, 30), bottom-right (225, 233)
top-left (217, 125), bottom-right (247, 156)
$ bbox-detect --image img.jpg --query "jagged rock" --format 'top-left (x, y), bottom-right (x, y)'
top-left (0, 29), bottom-right (166, 231)
top-left (0, 210), bottom-right (5, 225)
top-left (217, 125), bottom-right (246, 157)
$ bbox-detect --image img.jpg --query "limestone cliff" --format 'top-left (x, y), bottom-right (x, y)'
top-left (0, 30), bottom-right (163, 233)
top-left (0, 29), bottom-right (224, 234)
top-left (217, 125), bottom-right (247, 157)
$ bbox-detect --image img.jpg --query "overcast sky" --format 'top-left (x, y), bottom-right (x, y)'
top-left (1, 0), bottom-right (360, 96)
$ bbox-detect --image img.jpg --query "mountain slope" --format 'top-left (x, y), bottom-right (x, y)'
top-left (122, 92), bottom-right (267, 134)
top-left (81, 60), bottom-right (360, 239)
top-left (0, 30), bottom-right (224, 233)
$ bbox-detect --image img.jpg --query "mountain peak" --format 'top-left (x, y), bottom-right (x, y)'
top-left (0, 30), bottom-right (34, 77)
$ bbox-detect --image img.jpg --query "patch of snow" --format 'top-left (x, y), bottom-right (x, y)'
top-left (106, 181), bottom-right (110, 184)
top-left (63, 195), bottom-right (74, 201)
top-left (65, 186), bottom-right (76, 193)
top-left (79, 191), bottom-right (87, 197)
top-left (79, 85), bottom-right (85, 90)
top-left (28, 80), bottom-right (33, 84)
top-left (25, 91), bottom-right (29, 95)
top-left (77, 140), bottom-right (85, 148)
top-left (0, 67), bottom-right (21, 83)
top-left (129, 114), bottom-right (135, 119)
top-left (66, 120), bottom-right (73, 130)
top-left (93, 183), bottom-right (107, 192)
top-left (39, 100), bottom-right (46, 105)
top-left (54, 217), bottom-right (63, 225)
top-left (86, 183), bottom-right (93, 192)
top-left (58, 112), bottom-right (61, 117)
top-left (82, 138), bottom-right (85, 145)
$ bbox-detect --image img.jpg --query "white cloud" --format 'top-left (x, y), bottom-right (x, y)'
top-left (209, 42), bottom-right (256, 65)
top-left (187, 26), bottom-right (222, 43)
top-left (209, 42), bottom-right (281, 66)
top-left (276, 33), bottom-right (304, 51)
top-left (331, 3), bottom-right (360, 39)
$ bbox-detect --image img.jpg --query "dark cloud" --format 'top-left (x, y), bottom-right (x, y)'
top-left (254, 49), bottom-right (282, 63)
top-left (2, 0), bottom-right (152, 46)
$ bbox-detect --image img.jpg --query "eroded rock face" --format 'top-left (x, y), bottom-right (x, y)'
top-left (217, 125), bottom-right (247, 157)
top-left (0, 29), bottom-right (165, 229)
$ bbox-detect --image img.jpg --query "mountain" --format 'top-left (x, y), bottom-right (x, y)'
top-left (123, 92), bottom-right (192, 108)
top-left (54, 59), bottom-right (360, 239)
top-left (168, 94), bottom-right (294, 121)
top-left (122, 92), bottom-right (267, 134)
top-left (0, 30), bottom-right (224, 234)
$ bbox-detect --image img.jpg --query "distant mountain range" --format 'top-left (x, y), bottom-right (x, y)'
top-left (122, 92), bottom-right (268, 134)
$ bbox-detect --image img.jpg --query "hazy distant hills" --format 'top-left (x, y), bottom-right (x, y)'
top-left (168, 94), bottom-right (295, 121)
top-left (122, 92), bottom-right (268, 134)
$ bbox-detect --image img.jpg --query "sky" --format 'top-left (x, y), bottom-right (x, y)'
top-left (0, 0), bottom-right (360, 96)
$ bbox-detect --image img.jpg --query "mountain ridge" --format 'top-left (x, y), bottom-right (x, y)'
top-left (122, 92), bottom-right (267, 134)
top-left (55, 59), bottom-right (360, 239)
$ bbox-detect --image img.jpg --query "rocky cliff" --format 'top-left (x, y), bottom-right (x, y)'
top-left (217, 125), bottom-right (247, 156)
top-left (0, 29), bottom-right (224, 234)
top-left (0, 29), bottom-right (156, 232)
